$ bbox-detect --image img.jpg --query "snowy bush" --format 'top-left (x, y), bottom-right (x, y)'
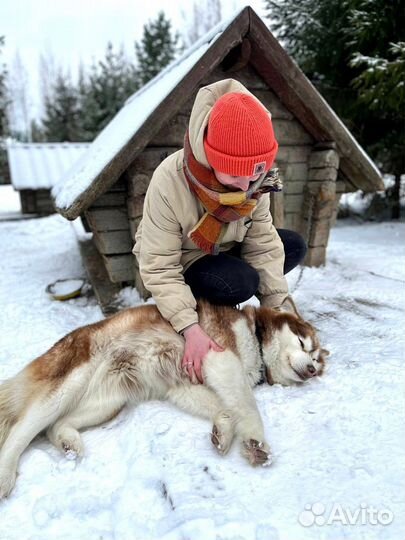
top-left (339, 174), bottom-right (405, 221)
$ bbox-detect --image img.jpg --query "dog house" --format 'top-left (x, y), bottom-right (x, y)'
top-left (7, 142), bottom-right (90, 215)
top-left (53, 6), bottom-right (383, 311)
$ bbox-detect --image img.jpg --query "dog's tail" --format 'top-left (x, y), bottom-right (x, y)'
top-left (0, 325), bottom-right (95, 450)
top-left (0, 371), bottom-right (28, 449)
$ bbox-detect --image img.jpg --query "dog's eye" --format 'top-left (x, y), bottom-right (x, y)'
top-left (298, 338), bottom-right (305, 350)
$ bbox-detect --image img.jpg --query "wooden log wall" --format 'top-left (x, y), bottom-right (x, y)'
top-left (20, 189), bottom-right (55, 215)
top-left (301, 144), bottom-right (340, 266)
top-left (84, 177), bottom-right (135, 283)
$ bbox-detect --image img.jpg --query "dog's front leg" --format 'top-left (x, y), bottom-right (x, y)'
top-left (203, 350), bottom-right (272, 466)
top-left (166, 384), bottom-right (236, 455)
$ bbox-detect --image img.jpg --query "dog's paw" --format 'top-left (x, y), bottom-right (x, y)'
top-left (211, 412), bottom-right (234, 455)
top-left (241, 439), bottom-right (272, 467)
top-left (61, 438), bottom-right (84, 460)
top-left (49, 426), bottom-right (84, 459)
top-left (0, 467), bottom-right (17, 499)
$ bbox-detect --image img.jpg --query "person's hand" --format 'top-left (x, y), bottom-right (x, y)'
top-left (182, 324), bottom-right (224, 384)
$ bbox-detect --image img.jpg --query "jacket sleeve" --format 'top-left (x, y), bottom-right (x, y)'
top-left (240, 194), bottom-right (289, 308)
top-left (136, 180), bottom-right (199, 333)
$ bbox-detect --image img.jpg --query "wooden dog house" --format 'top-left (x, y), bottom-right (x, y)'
top-left (53, 7), bottom-right (383, 310)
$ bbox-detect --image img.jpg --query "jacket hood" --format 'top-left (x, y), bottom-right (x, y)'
top-left (188, 79), bottom-right (273, 169)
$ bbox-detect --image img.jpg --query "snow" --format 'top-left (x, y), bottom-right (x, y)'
top-left (7, 142), bottom-right (91, 191)
top-left (0, 209), bottom-right (404, 539)
top-left (52, 11), bottom-right (239, 212)
top-left (0, 184), bottom-right (21, 215)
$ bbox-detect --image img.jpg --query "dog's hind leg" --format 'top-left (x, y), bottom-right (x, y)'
top-left (0, 378), bottom-right (82, 499)
top-left (166, 385), bottom-right (235, 455)
top-left (47, 393), bottom-right (127, 458)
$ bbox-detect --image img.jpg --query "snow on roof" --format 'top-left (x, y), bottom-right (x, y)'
top-left (52, 9), bottom-right (241, 211)
top-left (7, 142), bottom-right (91, 191)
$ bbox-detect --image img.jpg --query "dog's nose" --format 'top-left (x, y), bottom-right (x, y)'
top-left (306, 365), bottom-right (316, 376)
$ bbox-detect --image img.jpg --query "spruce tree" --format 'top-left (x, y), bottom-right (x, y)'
top-left (135, 11), bottom-right (180, 85)
top-left (265, 0), bottom-right (405, 218)
top-left (78, 43), bottom-right (139, 140)
top-left (347, 0), bottom-right (405, 218)
top-left (42, 71), bottom-right (82, 142)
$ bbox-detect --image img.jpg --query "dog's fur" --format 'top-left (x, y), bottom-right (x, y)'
top-left (0, 299), bottom-right (328, 498)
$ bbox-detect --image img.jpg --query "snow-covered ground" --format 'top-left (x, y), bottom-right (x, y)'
top-left (0, 184), bottom-right (21, 216)
top-left (0, 187), bottom-right (404, 540)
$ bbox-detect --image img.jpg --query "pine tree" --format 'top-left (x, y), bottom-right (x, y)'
top-left (78, 43), bottom-right (139, 140)
top-left (135, 11), bottom-right (180, 85)
top-left (265, 0), bottom-right (405, 218)
top-left (42, 71), bottom-right (82, 142)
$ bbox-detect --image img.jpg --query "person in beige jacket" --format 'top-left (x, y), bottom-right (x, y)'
top-left (133, 79), bottom-right (306, 383)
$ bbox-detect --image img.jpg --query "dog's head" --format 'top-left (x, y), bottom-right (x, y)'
top-left (255, 298), bottom-right (329, 386)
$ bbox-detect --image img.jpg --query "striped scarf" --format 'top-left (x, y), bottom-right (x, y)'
top-left (182, 131), bottom-right (282, 255)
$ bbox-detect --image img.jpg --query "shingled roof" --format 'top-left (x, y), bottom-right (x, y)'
top-left (53, 6), bottom-right (383, 221)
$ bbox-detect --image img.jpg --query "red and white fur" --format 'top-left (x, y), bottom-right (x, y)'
top-left (0, 299), bottom-right (328, 498)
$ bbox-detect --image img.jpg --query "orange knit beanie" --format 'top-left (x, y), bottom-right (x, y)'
top-left (203, 92), bottom-right (278, 177)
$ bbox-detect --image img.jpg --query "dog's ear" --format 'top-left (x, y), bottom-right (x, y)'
top-left (321, 348), bottom-right (330, 357)
top-left (279, 295), bottom-right (301, 318)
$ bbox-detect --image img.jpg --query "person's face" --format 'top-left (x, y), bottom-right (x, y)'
top-left (214, 170), bottom-right (261, 192)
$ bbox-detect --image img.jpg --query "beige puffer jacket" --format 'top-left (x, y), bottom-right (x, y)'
top-left (133, 79), bottom-right (288, 333)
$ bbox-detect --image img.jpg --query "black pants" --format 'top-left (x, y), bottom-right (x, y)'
top-left (183, 229), bottom-right (306, 305)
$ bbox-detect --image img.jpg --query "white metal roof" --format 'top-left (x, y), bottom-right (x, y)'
top-left (7, 142), bottom-right (91, 191)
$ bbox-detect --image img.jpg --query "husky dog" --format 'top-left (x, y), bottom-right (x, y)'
top-left (0, 299), bottom-right (328, 498)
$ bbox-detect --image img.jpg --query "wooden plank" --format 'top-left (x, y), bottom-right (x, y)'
top-left (284, 180), bottom-right (306, 195)
top-left (58, 8), bottom-right (250, 220)
top-left (20, 190), bottom-right (36, 214)
top-left (305, 246), bottom-right (326, 267)
top-left (93, 229), bottom-right (133, 255)
top-left (126, 149), bottom-right (164, 175)
top-left (283, 162), bottom-right (308, 182)
top-left (109, 178), bottom-right (127, 192)
top-left (307, 218), bottom-right (332, 246)
top-left (272, 119), bottom-right (313, 145)
top-left (149, 114), bottom-right (188, 147)
top-left (270, 191), bottom-right (284, 228)
top-left (134, 269), bottom-right (151, 301)
top-left (127, 173), bottom-right (151, 198)
top-left (283, 212), bottom-right (301, 231)
top-left (85, 207), bottom-right (129, 232)
top-left (129, 217), bottom-right (142, 241)
top-left (308, 167), bottom-right (339, 182)
top-left (309, 149), bottom-right (340, 169)
top-left (201, 63), bottom-right (268, 90)
top-left (91, 192), bottom-right (127, 207)
top-left (284, 193), bottom-right (304, 213)
top-left (127, 195), bottom-right (145, 219)
top-left (78, 238), bottom-right (122, 315)
top-left (251, 89), bottom-right (294, 120)
top-left (103, 254), bottom-right (135, 283)
top-left (247, 9), bottom-right (383, 192)
top-left (276, 145), bottom-right (312, 164)
top-left (336, 180), bottom-right (346, 194)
